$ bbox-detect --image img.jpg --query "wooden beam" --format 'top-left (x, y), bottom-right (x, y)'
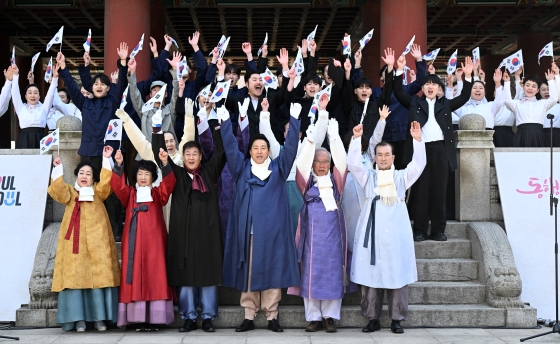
top-left (62, 39), bottom-right (81, 53)
top-left (90, 42), bottom-right (102, 53)
top-left (427, 37), bottom-right (441, 50)
top-left (218, 7), bottom-right (229, 41)
top-left (188, 7), bottom-right (208, 52)
top-left (25, 10), bottom-right (50, 29)
top-left (165, 12), bottom-right (183, 51)
top-left (450, 8), bottom-right (475, 28)
top-left (9, 37), bottom-right (34, 55)
top-left (317, 8), bottom-right (337, 50)
top-left (428, 7), bottom-right (447, 27)
top-left (293, 7), bottom-right (309, 51)
top-left (1, 12), bottom-right (25, 29)
top-left (447, 37), bottom-right (465, 50)
top-left (466, 36), bottom-right (489, 51)
top-left (475, 8), bottom-right (502, 28)
top-left (80, 8), bottom-right (102, 30)
top-left (53, 9), bottom-right (77, 29)
top-left (270, 8), bottom-right (281, 51)
top-left (247, 8), bottom-right (253, 44)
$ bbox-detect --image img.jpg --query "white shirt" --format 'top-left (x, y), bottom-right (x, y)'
top-left (504, 76), bottom-right (559, 126)
top-left (454, 87), bottom-right (503, 129)
top-left (51, 88), bottom-right (82, 127)
top-left (543, 103), bottom-right (560, 129)
top-left (421, 97), bottom-right (444, 142)
top-left (494, 105), bottom-right (516, 127)
top-left (11, 75), bottom-right (58, 128)
top-left (0, 80), bottom-right (12, 118)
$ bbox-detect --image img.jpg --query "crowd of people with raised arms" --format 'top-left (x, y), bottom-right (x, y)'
top-left (2, 27), bottom-right (560, 335)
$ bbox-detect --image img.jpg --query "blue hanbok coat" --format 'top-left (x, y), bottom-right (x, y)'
top-left (221, 115), bottom-right (301, 292)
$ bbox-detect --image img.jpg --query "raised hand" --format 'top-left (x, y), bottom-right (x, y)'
top-left (333, 59), bottom-right (342, 68)
top-left (478, 67), bottom-right (486, 82)
top-left (128, 57), bottom-right (137, 75)
top-left (381, 48), bottom-right (395, 69)
top-left (185, 98), bottom-right (194, 118)
top-left (545, 69), bottom-right (555, 81)
top-left (396, 55), bottom-right (406, 71)
top-left (288, 66), bottom-right (296, 80)
top-left (53, 63), bottom-right (61, 79)
top-left (353, 124), bottom-right (363, 139)
top-left (327, 118), bottom-right (339, 139)
top-left (27, 70), bottom-right (34, 84)
top-left (53, 155), bottom-right (61, 167)
top-left (301, 39), bottom-right (308, 54)
top-left (178, 78), bottom-right (185, 91)
top-left (167, 51), bottom-right (182, 70)
top-left (11, 63), bottom-right (19, 75)
top-left (428, 63), bottom-right (436, 75)
top-left (115, 150), bottom-right (124, 166)
top-left (409, 69), bottom-right (416, 82)
top-left (159, 148), bottom-right (169, 165)
top-left (217, 106), bottom-right (230, 123)
top-left (379, 104), bottom-right (391, 121)
top-left (502, 71), bottom-right (510, 82)
top-left (164, 34), bottom-right (173, 51)
top-left (188, 31), bottom-right (200, 50)
top-left (3, 66), bottom-right (13, 81)
top-left (290, 102), bottom-right (302, 119)
top-left (493, 68), bottom-right (502, 85)
top-left (210, 47), bottom-right (219, 64)
top-left (83, 51), bottom-right (91, 66)
top-left (276, 48), bottom-right (289, 69)
top-left (343, 58), bottom-right (352, 72)
top-left (318, 93), bottom-right (330, 110)
top-left (473, 59), bottom-right (480, 76)
top-left (117, 42), bottom-right (129, 60)
top-left (309, 39), bottom-right (317, 55)
top-left (306, 123), bottom-right (316, 141)
top-left (217, 58), bottom-right (225, 75)
top-left (461, 56), bottom-right (474, 77)
top-left (354, 49), bottom-right (362, 68)
top-left (410, 121), bottom-right (422, 142)
top-left (238, 97), bottom-right (250, 117)
top-left (149, 36), bottom-right (158, 57)
top-left (103, 145), bottom-right (114, 158)
top-left (446, 73), bottom-right (453, 87)
top-left (410, 44), bottom-right (422, 61)
top-left (455, 67), bottom-right (463, 80)
top-left (242, 42), bottom-right (252, 56)
top-left (261, 97), bottom-right (269, 112)
top-left (56, 52), bottom-right (65, 70)
top-left (110, 71), bottom-right (118, 84)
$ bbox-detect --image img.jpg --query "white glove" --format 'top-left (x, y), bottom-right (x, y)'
top-left (290, 102), bottom-right (302, 119)
top-left (115, 109), bottom-right (130, 123)
top-left (306, 123), bottom-right (316, 142)
top-left (185, 98), bottom-right (194, 118)
top-left (238, 98), bottom-right (250, 117)
top-left (217, 106), bottom-right (230, 123)
top-left (152, 109), bottom-right (163, 128)
top-left (327, 118), bottom-right (339, 139)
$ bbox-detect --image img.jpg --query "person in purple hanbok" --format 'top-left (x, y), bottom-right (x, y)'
top-left (288, 98), bottom-right (349, 333)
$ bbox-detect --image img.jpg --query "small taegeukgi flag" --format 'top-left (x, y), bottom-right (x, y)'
top-left (306, 25), bottom-right (318, 51)
top-left (210, 35), bottom-right (227, 56)
top-left (83, 29), bottom-right (91, 52)
top-left (40, 128), bottom-right (60, 155)
top-left (472, 47), bottom-right (480, 65)
top-left (293, 47), bottom-right (305, 76)
top-left (120, 86), bottom-right (129, 110)
top-left (505, 49), bottom-right (523, 73)
top-left (104, 119), bottom-right (123, 141)
top-left (257, 32), bottom-right (268, 57)
top-left (342, 35), bottom-right (351, 57)
top-left (10, 47), bottom-right (14, 65)
top-left (447, 50), bottom-right (458, 75)
top-left (46, 26), bottom-right (64, 52)
top-left (402, 35), bottom-right (415, 56)
top-left (422, 48), bottom-right (440, 61)
top-left (539, 42), bottom-right (554, 65)
top-left (359, 29), bottom-right (374, 50)
top-left (31, 52), bottom-right (40, 71)
top-left (130, 34), bottom-right (144, 59)
top-left (142, 84), bottom-right (167, 112)
top-left (197, 83), bottom-right (212, 101)
top-left (260, 68), bottom-right (278, 90)
top-left (209, 80), bottom-right (231, 103)
top-left (44, 57), bottom-right (52, 83)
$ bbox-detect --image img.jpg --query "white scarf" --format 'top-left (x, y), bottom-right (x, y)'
top-left (250, 157), bottom-right (272, 180)
top-left (467, 97), bottom-right (488, 106)
top-left (374, 164), bottom-right (398, 206)
top-left (312, 170), bottom-right (337, 211)
top-left (74, 181), bottom-right (94, 202)
top-left (521, 96), bottom-right (537, 103)
top-left (136, 185), bottom-right (153, 203)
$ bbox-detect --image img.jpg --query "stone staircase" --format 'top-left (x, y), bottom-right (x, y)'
top-left (158, 221), bottom-right (536, 329)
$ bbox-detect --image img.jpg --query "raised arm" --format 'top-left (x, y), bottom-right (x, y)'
top-left (56, 54), bottom-right (85, 110)
top-left (490, 69), bottom-right (504, 116)
top-left (347, 124), bottom-right (369, 189)
top-left (116, 108), bottom-right (155, 162)
top-left (367, 105), bottom-right (390, 157)
top-left (219, 107), bottom-right (246, 181)
top-left (41, 76), bottom-right (59, 114)
top-left (258, 98), bottom-right (281, 159)
top-left (126, 59), bottom-right (146, 116)
top-left (449, 57), bottom-right (474, 111)
top-left (95, 148), bottom-right (116, 202)
top-left (0, 75), bottom-right (12, 117)
top-left (404, 122), bottom-right (427, 189)
top-left (47, 157), bottom-right (73, 205)
top-left (295, 124), bottom-right (316, 193)
top-left (110, 150), bottom-right (132, 208)
top-left (10, 71), bottom-right (24, 114)
top-left (180, 98), bottom-right (196, 153)
top-left (278, 106), bottom-right (302, 180)
top-left (328, 119), bottom-right (347, 194)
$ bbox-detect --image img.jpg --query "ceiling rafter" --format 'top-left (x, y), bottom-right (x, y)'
top-left (25, 10), bottom-right (50, 29)
top-left (269, 8), bottom-right (281, 51)
top-left (53, 9), bottom-right (76, 29)
top-left (79, 8), bottom-right (102, 30)
top-left (450, 8), bottom-right (476, 28)
top-left (317, 8), bottom-right (337, 50)
top-left (475, 8), bottom-right (502, 28)
top-left (428, 7), bottom-right (447, 27)
top-left (188, 7), bottom-right (208, 52)
top-left (247, 8), bottom-right (253, 44)
top-left (293, 7), bottom-right (310, 51)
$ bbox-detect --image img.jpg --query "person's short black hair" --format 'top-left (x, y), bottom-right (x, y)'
top-left (524, 75), bottom-right (542, 89)
top-left (374, 141), bottom-right (394, 155)
top-left (472, 80), bottom-right (485, 88)
top-left (182, 140), bottom-right (202, 155)
top-left (321, 64), bottom-right (328, 75)
top-left (24, 84), bottom-right (40, 97)
top-left (276, 65), bottom-right (283, 76)
top-left (74, 160), bottom-right (100, 183)
top-left (379, 64), bottom-right (388, 77)
top-left (421, 74), bottom-right (444, 89)
top-left (354, 77), bottom-right (373, 89)
top-left (246, 134), bottom-right (270, 159)
top-left (244, 70), bottom-right (261, 84)
top-left (302, 74), bottom-right (322, 87)
top-left (92, 73), bottom-right (111, 87)
top-left (132, 160), bottom-right (158, 184)
top-left (58, 87), bottom-right (70, 103)
top-left (225, 64), bottom-right (241, 76)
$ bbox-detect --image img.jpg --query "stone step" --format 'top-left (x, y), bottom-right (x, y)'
top-left (414, 239), bottom-right (472, 259)
top-left (218, 281), bottom-right (485, 306)
top-left (435, 221), bottom-right (468, 239)
top-left (416, 258), bottom-right (478, 281)
top-left (170, 304), bottom-right (536, 329)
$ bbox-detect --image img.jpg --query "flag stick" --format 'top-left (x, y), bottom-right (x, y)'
top-left (60, 43), bottom-right (62, 54)
top-left (118, 137), bottom-right (122, 151)
top-left (360, 98), bottom-right (369, 124)
top-left (57, 141), bottom-right (59, 156)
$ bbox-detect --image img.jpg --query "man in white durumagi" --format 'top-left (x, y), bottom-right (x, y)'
top-left (347, 121), bottom-right (426, 334)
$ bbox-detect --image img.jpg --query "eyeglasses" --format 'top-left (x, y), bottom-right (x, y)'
top-left (313, 160), bottom-right (331, 165)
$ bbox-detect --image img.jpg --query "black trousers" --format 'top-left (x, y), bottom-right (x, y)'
top-left (411, 141), bottom-right (448, 235)
top-left (80, 155), bottom-right (123, 239)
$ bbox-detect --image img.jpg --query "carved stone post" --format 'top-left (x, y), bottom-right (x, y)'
top-left (455, 114), bottom-right (494, 221)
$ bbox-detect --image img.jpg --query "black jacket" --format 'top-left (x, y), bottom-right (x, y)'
top-left (390, 73), bottom-right (472, 171)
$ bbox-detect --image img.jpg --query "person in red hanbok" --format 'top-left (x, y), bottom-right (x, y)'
top-left (110, 149), bottom-right (176, 331)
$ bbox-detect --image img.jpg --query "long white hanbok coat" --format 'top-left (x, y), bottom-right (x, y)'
top-left (347, 137), bottom-right (426, 289)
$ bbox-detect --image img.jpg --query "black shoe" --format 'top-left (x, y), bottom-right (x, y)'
top-left (413, 232), bottom-right (428, 242)
top-left (179, 319), bottom-right (197, 332)
top-left (148, 324), bottom-right (159, 332)
top-left (235, 319), bottom-right (255, 332)
top-left (305, 321), bottom-right (322, 332)
top-left (324, 318), bottom-right (337, 333)
top-left (391, 320), bottom-right (404, 334)
top-left (362, 319), bottom-right (380, 332)
top-left (429, 233), bottom-right (448, 241)
top-left (268, 319), bottom-right (284, 332)
top-left (135, 323), bottom-right (148, 332)
top-left (202, 319), bottom-right (215, 332)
